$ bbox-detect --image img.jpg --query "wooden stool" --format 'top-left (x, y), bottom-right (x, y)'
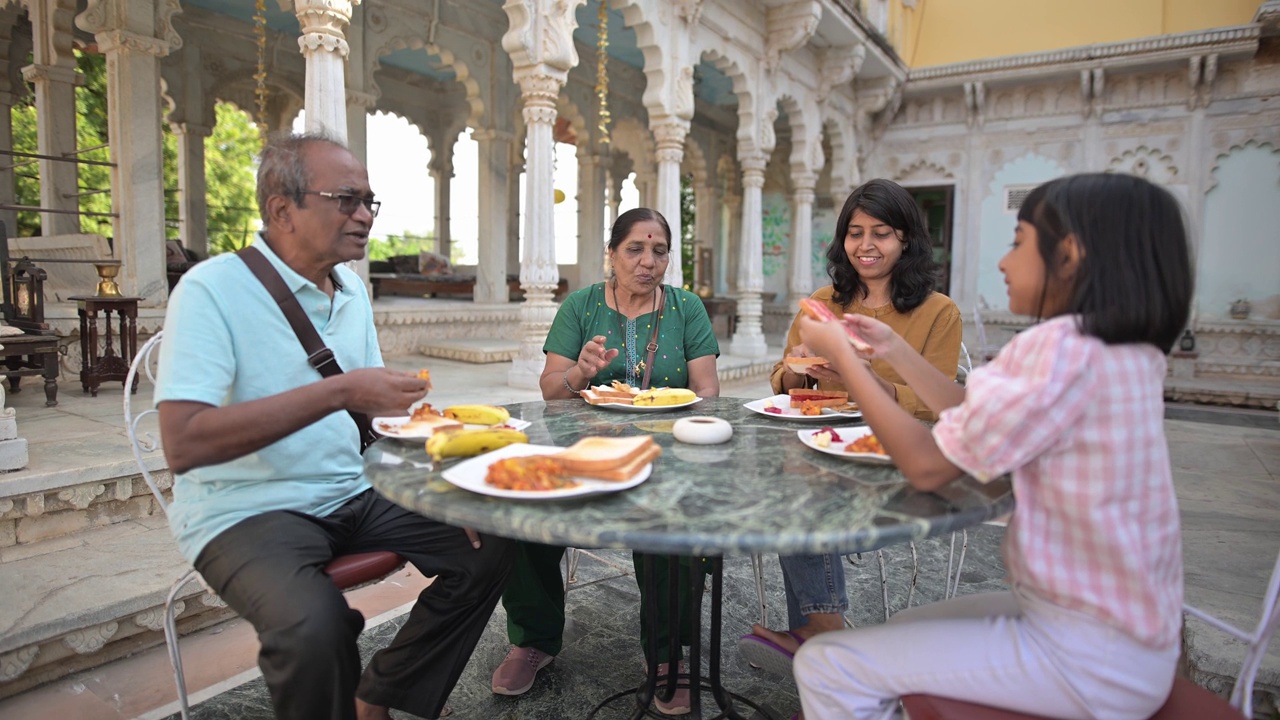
top-left (70, 295), bottom-right (141, 396)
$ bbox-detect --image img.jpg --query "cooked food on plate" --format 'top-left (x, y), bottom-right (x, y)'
top-left (482, 435), bottom-right (661, 490)
top-left (846, 433), bottom-right (886, 455)
top-left (403, 403), bottom-right (463, 433)
top-left (787, 388), bottom-right (849, 409)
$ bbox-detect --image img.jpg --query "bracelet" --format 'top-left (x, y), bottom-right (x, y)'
top-left (563, 370), bottom-right (587, 395)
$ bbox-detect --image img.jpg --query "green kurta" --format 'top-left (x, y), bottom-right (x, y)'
top-left (504, 283), bottom-right (719, 663)
top-left (544, 282), bottom-right (720, 389)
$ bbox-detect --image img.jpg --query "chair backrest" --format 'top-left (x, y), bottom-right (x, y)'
top-left (957, 341), bottom-right (974, 384)
top-left (124, 332), bottom-right (168, 509)
top-left (1182, 548), bottom-right (1280, 717)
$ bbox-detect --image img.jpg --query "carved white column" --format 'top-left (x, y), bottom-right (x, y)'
top-left (652, 118), bottom-right (688, 287)
top-left (25, 0), bottom-right (83, 236)
top-left (78, 0), bottom-right (182, 306)
top-left (508, 73), bottom-right (563, 388)
top-left (473, 129), bottom-right (511, 305)
top-left (172, 123), bottom-right (210, 255)
top-left (295, 0), bottom-right (355, 142)
top-left (0, 89), bottom-right (16, 236)
top-left (787, 174), bottom-right (817, 310)
top-left (720, 192), bottom-right (741, 296)
top-left (345, 91), bottom-right (374, 287)
top-left (729, 155), bottom-right (769, 359)
top-left (694, 180), bottom-right (717, 292)
top-left (577, 150), bottom-right (608, 289)
top-left (428, 149), bottom-right (454, 258)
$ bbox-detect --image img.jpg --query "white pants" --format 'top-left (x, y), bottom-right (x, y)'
top-left (793, 589), bottom-right (1178, 720)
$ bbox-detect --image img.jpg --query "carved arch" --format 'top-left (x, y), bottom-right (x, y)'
top-left (696, 47), bottom-right (762, 158)
top-left (1206, 140), bottom-right (1280, 193)
top-left (1106, 144), bottom-right (1179, 185)
top-left (368, 33), bottom-right (488, 129)
top-left (611, 116), bottom-right (657, 181)
top-left (820, 116), bottom-right (856, 196)
top-left (893, 157), bottom-right (955, 184)
top-left (682, 135), bottom-right (709, 186)
top-left (773, 93), bottom-right (821, 179)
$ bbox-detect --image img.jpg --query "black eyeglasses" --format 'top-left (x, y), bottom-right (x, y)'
top-left (303, 191), bottom-right (380, 218)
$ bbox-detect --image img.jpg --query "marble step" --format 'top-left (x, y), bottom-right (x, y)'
top-left (0, 518), bottom-right (229, 700)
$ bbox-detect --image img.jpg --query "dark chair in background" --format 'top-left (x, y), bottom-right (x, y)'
top-left (0, 221), bottom-right (61, 406)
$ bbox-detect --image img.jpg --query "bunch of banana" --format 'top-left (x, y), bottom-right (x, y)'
top-left (633, 387), bottom-right (697, 407)
top-left (426, 427), bottom-right (528, 461)
top-left (442, 404), bottom-right (511, 425)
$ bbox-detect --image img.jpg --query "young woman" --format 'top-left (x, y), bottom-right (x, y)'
top-left (793, 173), bottom-right (1191, 719)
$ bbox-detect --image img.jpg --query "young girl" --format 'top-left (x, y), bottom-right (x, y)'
top-left (792, 173), bottom-right (1192, 720)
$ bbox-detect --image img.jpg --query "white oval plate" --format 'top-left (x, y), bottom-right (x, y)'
top-left (797, 426), bottom-right (893, 464)
top-left (743, 394), bottom-right (862, 421)
top-left (372, 416), bottom-right (531, 440)
top-left (441, 443), bottom-right (652, 499)
top-left (592, 397), bottom-right (702, 413)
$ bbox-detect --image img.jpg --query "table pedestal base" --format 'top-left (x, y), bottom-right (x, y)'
top-left (588, 556), bottom-right (779, 720)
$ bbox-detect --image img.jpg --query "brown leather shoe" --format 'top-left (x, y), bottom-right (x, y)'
top-left (491, 646), bottom-right (554, 696)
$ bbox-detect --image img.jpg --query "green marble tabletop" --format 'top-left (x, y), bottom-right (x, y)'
top-left (365, 397), bottom-right (1013, 557)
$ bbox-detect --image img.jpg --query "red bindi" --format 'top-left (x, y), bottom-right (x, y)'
top-left (647, 234), bottom-right (652, 238)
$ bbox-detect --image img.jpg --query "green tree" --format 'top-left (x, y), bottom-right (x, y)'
top-left (680, 174), bottom-right (696, 289)
top-left (12, 50), bottom-right (260, 255)
top-left (367, 230), bottom-right (436, 262)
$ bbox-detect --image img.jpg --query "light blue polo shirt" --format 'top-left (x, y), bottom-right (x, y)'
top-left (154, 236), bottom-right (381, 563)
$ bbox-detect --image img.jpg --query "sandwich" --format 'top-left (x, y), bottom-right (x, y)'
top-left (582, 385), bottom-right (640, 405)
top-left (784, 356), bottom-right (829, 374)
top-left (554, 435), bottom-right (661, 481)
top-left (787, 388), bottom-right (849, 409)
top-left (797, 298), bottom-right (873, 353)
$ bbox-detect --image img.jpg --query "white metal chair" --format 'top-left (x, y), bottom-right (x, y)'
top-left (903, 548), bottom-right (1280, 719)
top-left (564, 547), bottom-right (635, 593)
top-left (124, 332), bottom-right (403, 719)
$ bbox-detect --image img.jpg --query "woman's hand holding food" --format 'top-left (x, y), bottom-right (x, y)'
top-left (840, 314), bottom-right (902, 359)
top-left (576, 335), bottom-right (620, 383)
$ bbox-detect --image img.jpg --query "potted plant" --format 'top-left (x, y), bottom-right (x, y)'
top-left (1229, 299), bottom-right (1251, 320)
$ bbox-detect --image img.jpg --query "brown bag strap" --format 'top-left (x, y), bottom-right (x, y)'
top-left (640, 286), bottom-right (665, 390)
top-left (237, 246), bottom-right (376, 449)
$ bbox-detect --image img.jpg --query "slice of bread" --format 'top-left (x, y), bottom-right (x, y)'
top-left (787, 388), bottom-right (849, 408)
top-left (573, 443), bottom-right (662, 482)
top-left (555, 435), bottom-right (656, 475)
top-left (784, 356), bottom-right (829, 373)
top-left (582, 386), bottom-right (637, 405)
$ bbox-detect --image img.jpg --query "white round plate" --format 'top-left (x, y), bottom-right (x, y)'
top-left (441, 443), bottom-right (652, 499)
top-left (796, 426), bottom-right (893, 464)
top-left (592, 397), bottom-right (703, 413)
top-left (743, 394), bottom-right (862, 421)
top-left (372, 416), bottom-right (531, 440)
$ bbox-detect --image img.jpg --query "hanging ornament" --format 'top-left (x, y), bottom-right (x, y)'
top-left (595, 0), bottom-right (611, 145)
top-left (253, 0), bottom-right (270, 144)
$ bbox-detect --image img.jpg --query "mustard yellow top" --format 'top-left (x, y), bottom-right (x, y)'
top-left (769, 287), bottom-right (962, 421)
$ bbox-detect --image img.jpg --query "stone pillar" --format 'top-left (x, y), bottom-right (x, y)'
top-left (694, 180), bottom-right (717, 292)
top-left (345, 92), bottom-right (374, 287)
top-left (576, 150), bottom-right (608, 289)
top-left (428, 150), bottom-right (454, 259)
top-left (787, 174), bottom-right (817, 310)
top-left (473, 129), bottom-right (511, 305)
top-left (25, 0), bottom-right (83, 236)
top-left (295, 0), bottom-right (354, 141)
top-left (652, 118), bottom-right (688, 287)
top-left (729, 155), bottom-right (769, 358)
top-left (720, 192), bottom-right (741, 295)
top-left (172, 123), bottom-right (210, 255)
top-left (507, 73), bottom-right (563, 389)
top-left (0, 90), bottom-right (17, 236)
top-left (78, 0), bottom-right (182, 306)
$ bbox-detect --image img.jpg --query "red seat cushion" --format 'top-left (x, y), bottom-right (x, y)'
top-left (902, 677), bottom-right (1244, 720)
top-left (323, 551), bottom-right (403, 590)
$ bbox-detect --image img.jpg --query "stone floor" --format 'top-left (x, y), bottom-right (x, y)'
top-left (0, 340), bottom-right (1277, 719)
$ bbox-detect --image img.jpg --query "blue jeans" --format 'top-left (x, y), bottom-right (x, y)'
top-left (779, 553), bottom-right (848, 628)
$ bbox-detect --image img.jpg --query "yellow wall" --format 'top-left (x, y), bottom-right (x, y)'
top-left (900, 0), bottom-right (1261, 67)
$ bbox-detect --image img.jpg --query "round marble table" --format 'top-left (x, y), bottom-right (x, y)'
top-left (365, 397), bottom-right (1013, 719)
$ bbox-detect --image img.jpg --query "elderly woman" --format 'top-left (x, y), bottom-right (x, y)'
top-left (740, 178), bottom-right (962, 675)
top-left (491, 208), bottom-right (719, 716)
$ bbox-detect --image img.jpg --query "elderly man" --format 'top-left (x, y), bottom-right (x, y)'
top-left (155, 133), bottom-right (511, 720)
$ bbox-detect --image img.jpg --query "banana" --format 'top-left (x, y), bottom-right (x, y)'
top-left (426, 427), bottom-right (528, 461)
top-left (633, 387), bottom-right (697, 407)
top-left (442, 404), bottom-right (511, 425)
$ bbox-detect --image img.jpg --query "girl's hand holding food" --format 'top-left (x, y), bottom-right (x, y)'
top-left (841, 314), bottom-right (902, 359)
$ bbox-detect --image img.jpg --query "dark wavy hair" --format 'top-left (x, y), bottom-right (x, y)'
top-left (825, 179), bottom-right (936, 312)
top-left (608, 207), bottom-right (671, 252)
top-left (1017, 173), bottom-right (1192, 353)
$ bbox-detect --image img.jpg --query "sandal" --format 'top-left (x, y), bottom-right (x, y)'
top-left (737, 629), bottom-right (806, 678)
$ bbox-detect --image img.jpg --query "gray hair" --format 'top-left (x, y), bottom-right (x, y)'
top-left (255, 131), bottom-right (347, 225)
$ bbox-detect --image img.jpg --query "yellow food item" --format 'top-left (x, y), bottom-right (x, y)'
top-left (442, 404), bottom-right (511, 425)
top-left (426, 427), bottom-right (528, 461)
top-left (632, 388), bottom-right (697, 407)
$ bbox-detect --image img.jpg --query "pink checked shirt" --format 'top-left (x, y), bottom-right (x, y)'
top-left (934, 315), bottom-right (1183, 650)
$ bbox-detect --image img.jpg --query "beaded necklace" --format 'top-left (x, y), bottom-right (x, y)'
top-left (611, 279), bottom-right (660, 387)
